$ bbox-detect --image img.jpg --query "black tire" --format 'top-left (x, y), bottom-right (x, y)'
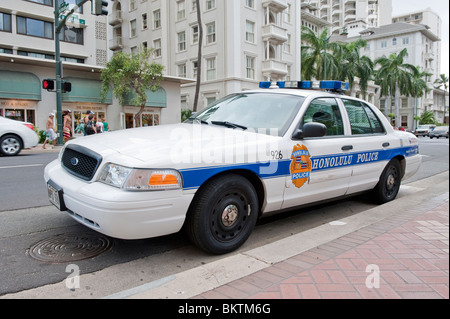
top-left (185, 174), bottom-right (259, 254)
top-left (0, 134), bottom-right (22, 156)
top-left (372, 159), bottom-right (402, 204)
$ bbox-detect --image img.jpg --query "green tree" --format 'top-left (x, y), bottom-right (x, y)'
top-left (101, 47), bottom-right (164, 127)
top-left (418, 110), bottom-right (437, 125)
top-left (338, 38), bottom-right (374, 97)
top-left (375, 49), bottom-right (416, 127)
top-left (410, 67), bottom-right (431, 130)
top-left (301, 27), bottom-right (340, 80)
top-left (434, 74), bottom-right (449, 124)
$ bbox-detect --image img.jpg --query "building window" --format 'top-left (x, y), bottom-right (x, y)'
top-left (284, 4), bottom-right (291, 23)
top-left (246, 56), bottom-right (255, 79)
top-left (206, 57), bottom-right (216, 80)
top-left (27, 0), bottom-right (53, 6)
top-left (153, 39), bottom-right (161, 57)
top-left (142, 13), bottom-right (148, 30)
top-left (392, 38), bottom-right (397, 46)
top-left (0, 12), bottom-right (12, 32)
top-left (206, 0), bottom-right (216, 10)
top-left (177, 1), bottom-right (186, 21)
top-left (130, 0), bottom-right (136, 11)
top-left (59, 26), bottom-right (83, 44)
top-left (178, 31), bottom-right (186, 52)
top-left (284, 34), bottom-right (291, 53)
top-left (381, 41), bottom-right (387, 48)
top-left (17, 16), bottom-right (53, 39)
top-left (403, 37), bottom-right (409, 45)
top-left (193, 60), bottom-right (198, 78)
top-left (206, 22), bottom-right (216, 44)
top-left (153, 10), bottom-right (161, 29)
top-left (192, 25), bottom-right (199, 44)
top-left (178, 63), bottom-right (187, 78)
top-left (246, 21), bottom-right (255, 43)
top-left (245, 0), bottom-right (254, 9)
top-left (130, 19), bottom-right (137, 37)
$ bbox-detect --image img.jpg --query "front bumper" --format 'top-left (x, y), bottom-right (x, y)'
top-left (44, 160), bottom-right (194, 240)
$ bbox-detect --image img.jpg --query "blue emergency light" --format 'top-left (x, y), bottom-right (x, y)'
top-left (259, 80), bottom-right (349, 92)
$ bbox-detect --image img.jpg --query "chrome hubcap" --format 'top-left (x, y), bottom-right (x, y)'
top-left (222, 204), bottom-right (239, 227)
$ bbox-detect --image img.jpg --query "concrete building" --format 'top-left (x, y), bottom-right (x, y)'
top-left (0, 0), bottom-right (188, 135)
top-left (108, 0), bottom-right (302, 111)
top-left (332, 17), bottom-right (445, 129)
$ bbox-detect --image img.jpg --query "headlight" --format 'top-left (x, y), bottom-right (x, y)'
top-left (99, 164), bottom-right (183, 191)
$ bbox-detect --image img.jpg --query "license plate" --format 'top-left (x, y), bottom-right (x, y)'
top-left (47, 180), bottom-right (66, 211)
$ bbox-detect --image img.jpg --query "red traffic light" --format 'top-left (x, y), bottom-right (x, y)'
top-left (43, 79), bottom-right (55, 91)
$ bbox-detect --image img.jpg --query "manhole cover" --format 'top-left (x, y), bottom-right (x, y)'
top-left (28, 232), bottom-right (113, 263)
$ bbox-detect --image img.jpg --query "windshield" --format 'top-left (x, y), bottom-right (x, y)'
top-left (187, 93), bottom-right (305, 136)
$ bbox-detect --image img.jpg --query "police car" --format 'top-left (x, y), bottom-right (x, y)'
top-left (44, 81), bottom-right (421, 254)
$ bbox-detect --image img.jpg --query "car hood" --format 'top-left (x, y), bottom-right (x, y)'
top-left (67, 123), bottom-right (280, 168)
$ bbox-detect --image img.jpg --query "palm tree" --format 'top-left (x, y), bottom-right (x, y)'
top-left (375, 49), bottom-right (416, 128)
top-left (410, 67), bottom-right (431, 131)
top-left (301, 27), bottom-right (340, 80)
top-left (338, 38), bottom-right (374, 97)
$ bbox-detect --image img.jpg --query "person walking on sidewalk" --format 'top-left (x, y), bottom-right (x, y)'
top-left (42, 113), bottom-right (57, 149)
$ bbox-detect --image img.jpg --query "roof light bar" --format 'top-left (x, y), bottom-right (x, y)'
top-left (260, 80), bottom-right (349, 92)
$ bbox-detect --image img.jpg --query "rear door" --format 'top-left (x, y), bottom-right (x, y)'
top-left (282, 97), bottom-right (353, 209)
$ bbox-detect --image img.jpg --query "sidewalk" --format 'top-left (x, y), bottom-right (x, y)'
top-left (193, 194), bottom-right (449, 299)
top-left (117, 181), bottom-right (448, 300)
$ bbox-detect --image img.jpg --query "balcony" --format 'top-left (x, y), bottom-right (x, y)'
top-left (109, 37), bottom-right (124, 51)
top-left (262, 59), bottom-right (288, 80)
top-left (109, 12), bottom-right (123, 26)
top-left (262, 24), bottom-right (288, 44)
top-left (262, 0), bottom-right (288, 12)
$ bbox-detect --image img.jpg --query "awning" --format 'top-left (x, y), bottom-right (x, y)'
top-left (124, 87), bottom-right (167, 108)
top-left (62, 77), bottom-right (112, 104)
top-left (0, 70), bottom-right (41, 100)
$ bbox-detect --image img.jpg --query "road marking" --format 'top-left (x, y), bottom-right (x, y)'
top-left (0, 164), bottom-right (43, 169)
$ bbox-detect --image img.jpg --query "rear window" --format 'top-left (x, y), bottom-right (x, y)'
top-left (342, 99), bottom-right (385, 135)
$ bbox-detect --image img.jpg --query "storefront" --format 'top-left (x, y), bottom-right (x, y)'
top-left (0, 70), bottom-right (41, 125)
top-left (121, 87), bottom-right (166, 129)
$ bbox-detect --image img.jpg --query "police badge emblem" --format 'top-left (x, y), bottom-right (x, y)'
top-left (290, 144), bottom-right (312, 189)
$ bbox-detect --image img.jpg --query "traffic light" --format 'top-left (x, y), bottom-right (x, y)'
top-left (42, 79), bottom-right (55, 91)
top-left (92, 0), bottom-right (108, 16)
top-left (63, 81), bottom-right (72, 93)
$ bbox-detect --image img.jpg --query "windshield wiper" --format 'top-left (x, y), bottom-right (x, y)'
top-left (190, 118), bottom-right (209, 125)
top-left (211, 121), bottom-right (248, 130)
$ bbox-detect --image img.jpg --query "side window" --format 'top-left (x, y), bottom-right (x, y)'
top-left (343, 99), bottom-right (385, 135)
top-left (301, 98), bottom-right (344, 136)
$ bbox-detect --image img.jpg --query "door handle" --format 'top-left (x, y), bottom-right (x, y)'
top-left (341, 145), bottom-right (353, 151)
top-left (382, 142), bottom-right (390, 147)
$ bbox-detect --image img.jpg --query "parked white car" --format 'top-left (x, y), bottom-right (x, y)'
top-left (44, 81), bottom-right (421, 254)
top-left (0, 116), bottom-right (39, 156)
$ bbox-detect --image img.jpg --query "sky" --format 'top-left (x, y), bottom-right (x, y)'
top-left (392, 0), bottom-right (449, 78)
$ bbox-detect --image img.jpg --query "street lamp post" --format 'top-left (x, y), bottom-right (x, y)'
top-left (53, 0), bottom-right (91, 145)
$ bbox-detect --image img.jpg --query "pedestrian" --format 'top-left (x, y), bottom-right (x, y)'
top-left (102, 118), bottom-right (109, 132)
top-left (43, 113), bottom-right (57, 149)
top-left (63, 110), bottom-right (72, 143)
top-left (96, 117), bottom-right (104, 133)
top-left (85, 114), bottom-right (97, 135)
top-left (83, 110), bottom-right (95, 136)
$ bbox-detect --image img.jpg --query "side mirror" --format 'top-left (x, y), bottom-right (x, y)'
top-left (292, 122), bottom-right (327, 140)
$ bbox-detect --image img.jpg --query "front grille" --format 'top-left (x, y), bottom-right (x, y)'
top-left (61, 145), bottom-right (102, 181)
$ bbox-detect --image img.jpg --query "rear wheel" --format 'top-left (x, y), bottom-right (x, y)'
top-left (373, 159), bottom-right (402, 204)
top-left (185, 174), bottom-right (259, 254)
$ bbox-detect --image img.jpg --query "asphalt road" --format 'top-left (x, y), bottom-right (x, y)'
top-left (0, 138), bottom-right (447, 297)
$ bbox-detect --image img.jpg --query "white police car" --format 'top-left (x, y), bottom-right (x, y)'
top-left (44, 81), bottom-right (421, 254)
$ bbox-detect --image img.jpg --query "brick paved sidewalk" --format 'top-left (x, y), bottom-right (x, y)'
top-left (194, 196), bottom-right (449, 299)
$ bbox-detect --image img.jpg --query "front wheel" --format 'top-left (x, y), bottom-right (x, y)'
top-left (0, 134), bottom-right (22, 156)
top-left (185, 174), bottom-right (259, 254)
top-left (372, 159), bottom-right (402, 204)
